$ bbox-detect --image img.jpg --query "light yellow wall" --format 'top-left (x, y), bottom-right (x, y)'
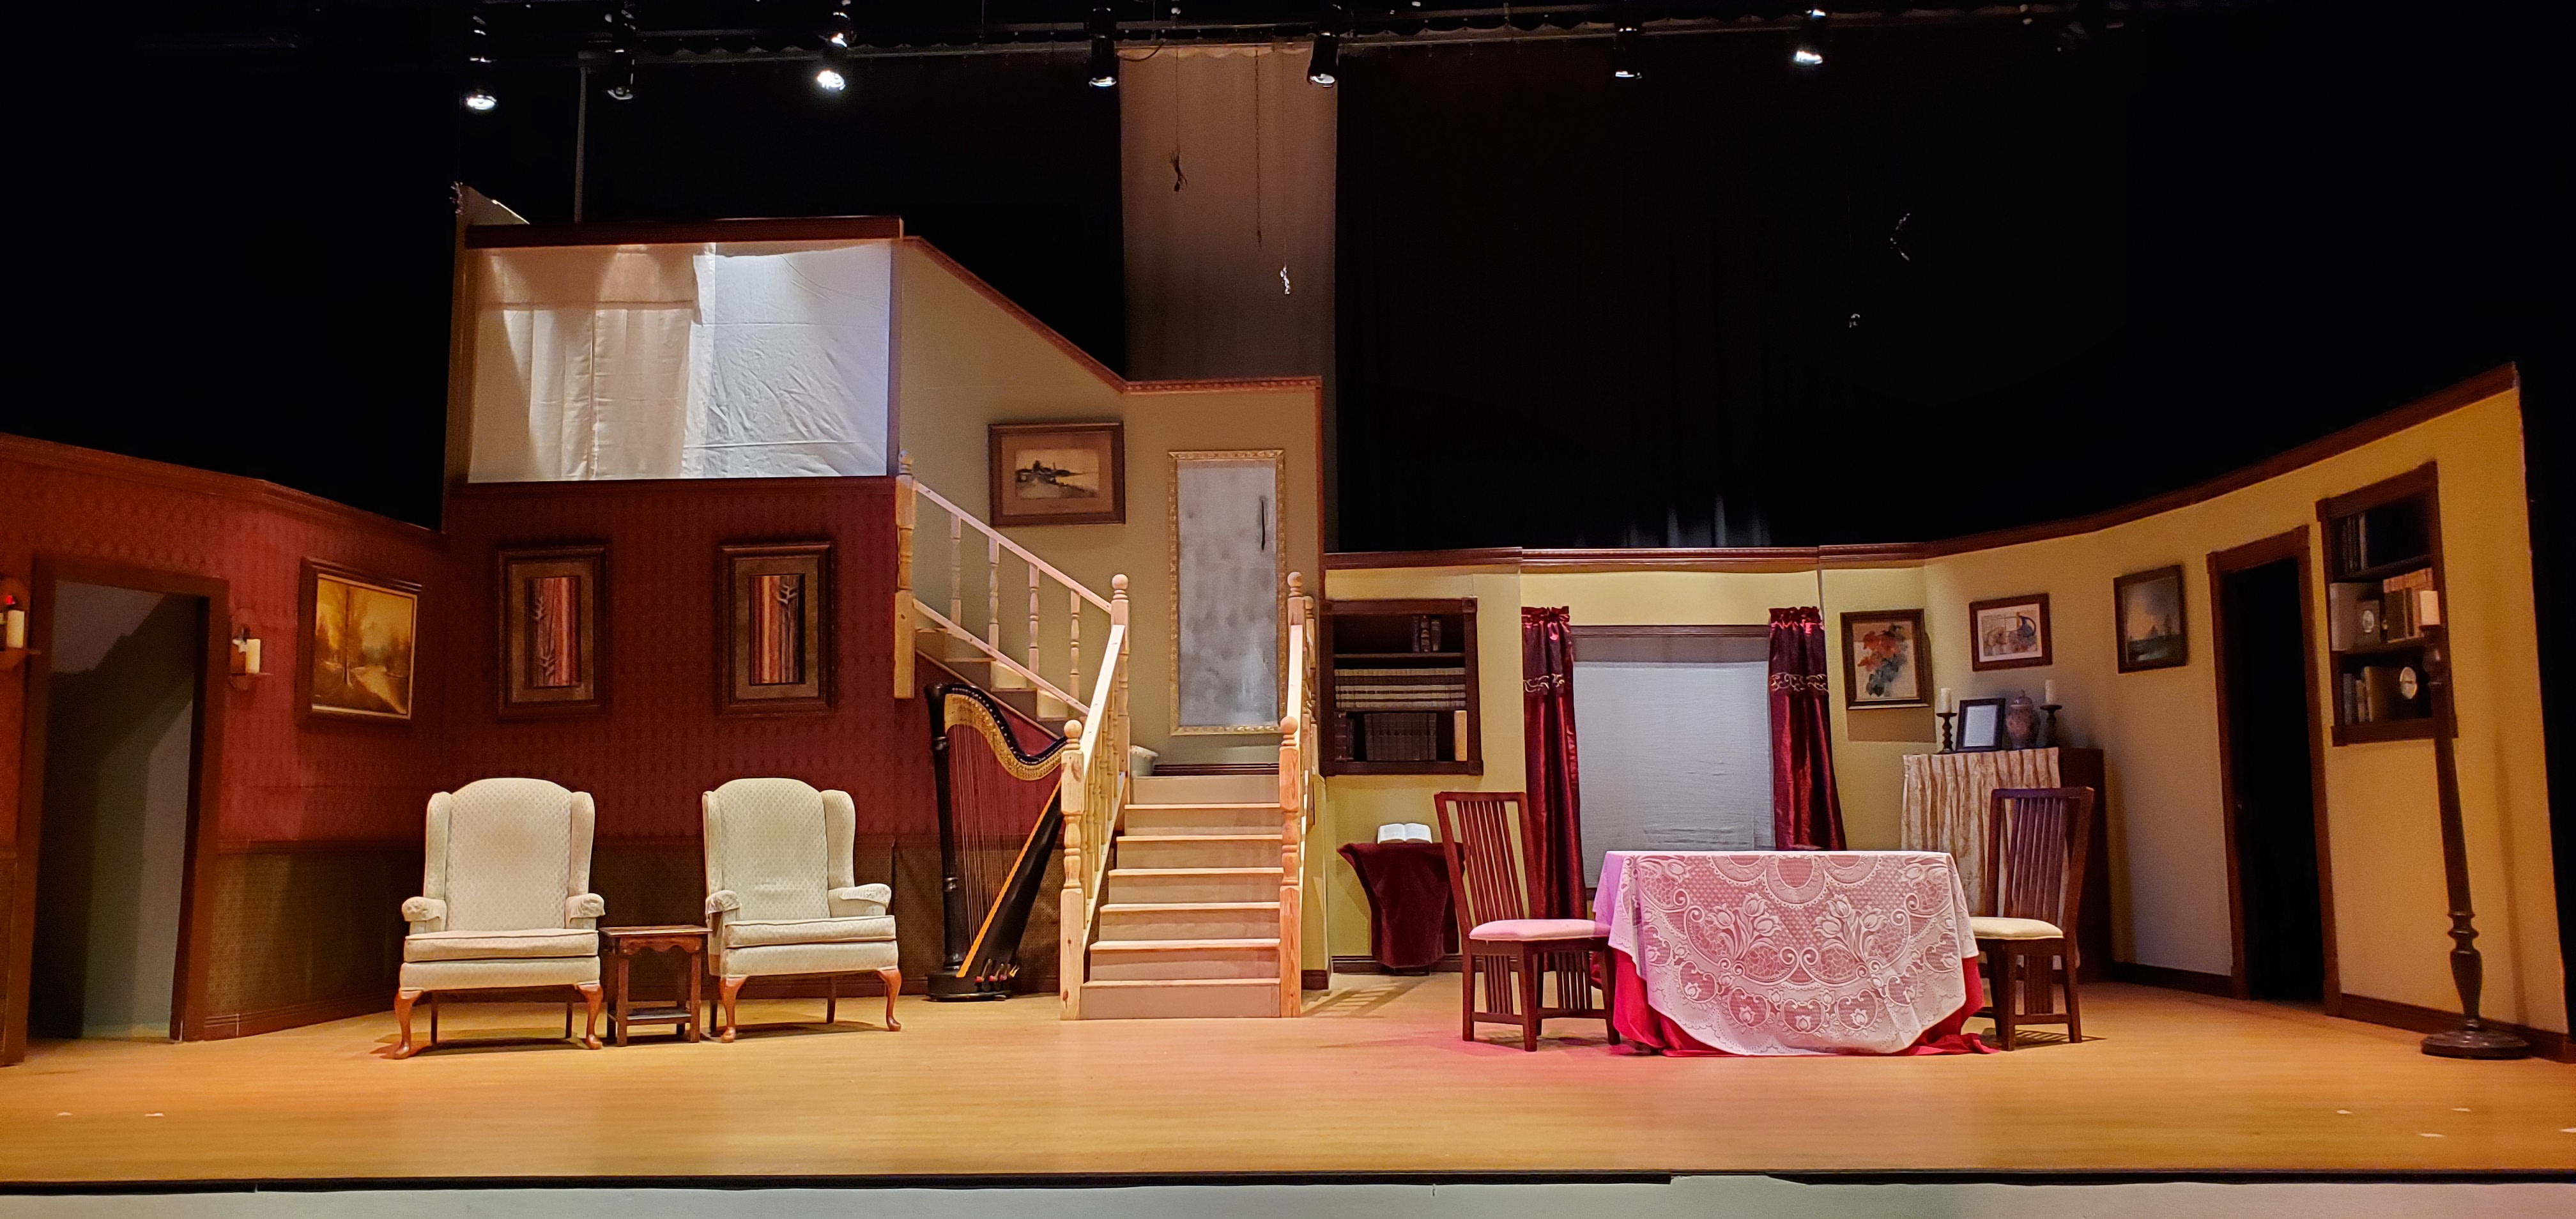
top-left (893, 241), bottom-right (1324, 768)
top-left (1922, 388), bottom-right (2559, 1031)
top-left (1318, 390), bottom-right (2559, 1032)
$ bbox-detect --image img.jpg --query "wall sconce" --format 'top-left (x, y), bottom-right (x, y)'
top-left (1, 574), bottom-right (30, 670)
top-left (229, 612), bottom-right (266, 690)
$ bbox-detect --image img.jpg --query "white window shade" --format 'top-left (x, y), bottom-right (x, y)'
top-left (1572, 632), bottom-right (1775, 885)
top-left (468, 240), bottom-right (893, 482)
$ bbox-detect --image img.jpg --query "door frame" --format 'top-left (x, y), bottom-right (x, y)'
top-left (2205, 526), bottom-right (2340, 1013)
top-left (3, 556), bottom-right (229, 1064)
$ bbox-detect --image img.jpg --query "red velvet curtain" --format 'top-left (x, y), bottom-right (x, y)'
top-left (1521, 607), bottom-right (1586, 918)
top-left (1768, 607), bottom-right (1847, 850)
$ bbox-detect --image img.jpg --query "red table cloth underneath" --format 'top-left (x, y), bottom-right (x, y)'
top-left (1611, 949), bottom-right (1991, 1055)
top-left (1337, 841), bottom-right (1455, 970)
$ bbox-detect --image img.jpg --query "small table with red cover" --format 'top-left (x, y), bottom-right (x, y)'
top-left (1596, 850), bottom-right (1989, 1055)
top-left (1337, 840), bottom-right (1457, 972)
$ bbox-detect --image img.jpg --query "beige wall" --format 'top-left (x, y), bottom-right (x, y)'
top-left (1319, 389), bottom-right (2561, 1034)
top-left (893, 240), bottom-right (1324, 769)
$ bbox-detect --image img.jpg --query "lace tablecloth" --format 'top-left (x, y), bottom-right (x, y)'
top-left (1598, 850), bottom-right (1981, 1056)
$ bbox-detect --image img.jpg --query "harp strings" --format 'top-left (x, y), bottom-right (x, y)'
top-left (940, 690), bottom-right (1066, 969)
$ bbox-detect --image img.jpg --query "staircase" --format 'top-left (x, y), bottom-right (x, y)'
top-left (894, 461), bottom-right (1320, 1020)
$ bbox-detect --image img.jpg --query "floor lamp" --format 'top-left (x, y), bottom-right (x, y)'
top-left (2418, 639), bottom-right (2530, 1059)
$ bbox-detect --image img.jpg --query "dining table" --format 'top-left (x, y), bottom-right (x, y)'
top-left (1595, 849), bottom-right (1991, 1055)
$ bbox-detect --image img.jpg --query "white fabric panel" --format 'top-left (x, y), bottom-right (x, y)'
top-left (1572, 656), bottom-right (1775, 885)
top-left (682, 243), bottom-right (891, 477)
top-left (469, 247), bottom-right (698, 482)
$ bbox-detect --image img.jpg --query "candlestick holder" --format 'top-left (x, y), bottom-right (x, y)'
top-left (2040, 704), bottom-right (2062, 748)
top-left (1937, 710), bottom-right (1956, 753)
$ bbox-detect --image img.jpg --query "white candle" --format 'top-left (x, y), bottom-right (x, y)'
top-left (2044, 680), bottom-right (2057, 706)
top-left (245, 637), bottom-right (263, 675)
top-left (1938, 687), bottom-right (1952, 712)
top-left (3, 608), bottom-right (24, 652)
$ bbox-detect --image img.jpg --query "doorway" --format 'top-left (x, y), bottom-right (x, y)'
top-left (5, 559), bottom-right (227, 1063)
top-left (2209, 530), bottom-right (2338, 1007)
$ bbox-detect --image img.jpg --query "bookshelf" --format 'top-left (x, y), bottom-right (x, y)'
top-left (2317, 464), bottom-right (2450, 746)
top-left (1319, 597), bottom-right (1482, 776)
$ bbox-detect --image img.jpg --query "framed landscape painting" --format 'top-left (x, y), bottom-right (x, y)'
top-left (1839, 609), bottom-right (1929, 708)
top-left (300, 562), bottom-right (420, 723)
top-left (2114, 565), bottom-right (2189, 672)
top-left (988, 421), bottom-right (1125, 527)
top-left (1969, 593), bottom-right (2053, 671)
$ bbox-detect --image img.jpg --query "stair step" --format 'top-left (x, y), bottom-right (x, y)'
top-left (1131, 774), bottom-right (1276, 804)
top-left (1105, 867), bottom-right (1284, 903)
top-left (1124, 804), bottom-right (1283, 835)
top-left (1097, 900), bottom-right (1283, 940)
top-left (1116, 833), bottom-right (1284, 870)
top-left (1077, 977), bottom-right (1284, 1020)
top-left (1089, 942), bottom-right (1280, 979)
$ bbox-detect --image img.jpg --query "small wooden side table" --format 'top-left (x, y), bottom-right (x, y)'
top-left (602, 925), bottom-right (709, 1046)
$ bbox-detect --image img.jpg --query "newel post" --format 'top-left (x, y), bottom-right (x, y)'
top-left (1280, 711), bottom-right (1304, 1016)
top-left (893, 452), bottom-right (916, 698)
top-left (1059, 720), bottom-right (1087, 1018)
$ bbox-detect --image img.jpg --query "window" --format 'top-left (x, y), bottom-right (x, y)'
top-left (1570, 627), bottom-right (1773, 885)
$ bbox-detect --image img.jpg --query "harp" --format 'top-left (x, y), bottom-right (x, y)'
top-left (927, 683), bottom-right (1070, 1000)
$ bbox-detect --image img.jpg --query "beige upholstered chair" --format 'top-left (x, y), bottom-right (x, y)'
top-left (702, 777), bottom-right (901, 1041)
top-left (394, 778), bottom-right (606, 1057)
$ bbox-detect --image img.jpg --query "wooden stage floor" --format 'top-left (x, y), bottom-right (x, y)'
top-left (1, 978), bottom-right (2568, 1182)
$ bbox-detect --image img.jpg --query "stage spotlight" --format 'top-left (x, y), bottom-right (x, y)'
top-left (1087, 6), bottom-right (1119, 88)
top-left (817, 1), bottom-right (852, 93)
top-left (1308, 4), bottom-right (1342, 86)
top-left (1793, 7), bottom-right (1827, 69)
top-left (1611, 4), bottom-right (1643, 80)
top-left (462, 10), bottom-right (497, 112)
top-left (604, 2), bottom-right (637, 102)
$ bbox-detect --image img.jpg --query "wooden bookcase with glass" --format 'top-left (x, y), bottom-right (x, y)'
top-left (1318, 597), bottom-right (1482, 776)
top-left (2317, 463), bottom-right (2450, 746)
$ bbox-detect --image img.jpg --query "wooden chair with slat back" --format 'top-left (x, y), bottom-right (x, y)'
top-left (1972, 786), bottom-right (2096, 1050)
top-left (1433, 792), bottom-right (1616, 1052)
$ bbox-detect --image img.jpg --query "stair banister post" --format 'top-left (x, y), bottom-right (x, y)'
top-left (986, 533), bottom-right (1003, 660)
top-left (1068, 586), bottom-right (1082, 721)
top-left (948, 512), bottom-right (964, 632)
top-left (1028, 562), bottom-right (1042, 703)
top-left (1060, 719), bottom-right (1087, 1018)
top-left (1281, 710), bottom-right (1304, 1016)
top-left (894, 453), bottom-right (916, 699)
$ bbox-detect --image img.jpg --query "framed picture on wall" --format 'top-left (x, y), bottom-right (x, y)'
top-left (299, 561), bottom-right (420, 723)
top-left (2113, 565), bottom-right (2189, 672)
top-left (498, 544), bottom-right (606, 714)
top-left (1969, 593), bottom-right (2053, 671)
top-left (720, 541), bottom-right (832, 715)
top-left (988, 421), bottom-right (1125, 527)
top-left (1839, 609), bottom-right (1929, 708)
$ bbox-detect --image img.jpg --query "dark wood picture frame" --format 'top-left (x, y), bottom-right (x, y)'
top-left (1968, 592), bottom-right (2053, 671)
top-left (1317, 597), bottom-right (1483, 776)
top-left (1838, 608), bottom-right (1931, 708)
top-left (2113, 565), bottom-right (2191, 673)
top-left (1954, 696), bottom-right (2010, 751)
top-left (988, 421), bottom-right (1126, 527)
top-left (498, 544), bottom-right (606, 716)
top-left (296, 560), bottom-right (422, 724)
top-left (720, 541), bottom-right (832, 715)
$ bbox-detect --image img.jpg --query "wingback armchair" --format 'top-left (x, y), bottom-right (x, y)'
top-left (394, 778), bottom-right (606, 1057)
top-left (702, 777), bottom-right (901, 1041)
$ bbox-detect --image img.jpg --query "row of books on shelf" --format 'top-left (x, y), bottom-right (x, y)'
top-left (2327, 570), bottom-right (2441, 650)
top-left (1333, 709), bottom-right (1471, 763)
top-left (1334, 666), bottom-right (1468, 712)
top-left (2339, 662), bottom-right (2430, 724)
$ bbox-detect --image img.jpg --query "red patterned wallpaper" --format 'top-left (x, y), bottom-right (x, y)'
top-left (0, 439), bottom-right (451, 847)
top-left (441, 477), bottom-right (922, 842)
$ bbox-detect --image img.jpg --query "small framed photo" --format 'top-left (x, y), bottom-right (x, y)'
top-left (989, 421), bottom-right (1125, 527)
top-left (1970, 593), bottom-right (2053, 671)
top-left (2113, 565), bottom-right (2188, 673)
top-left (1955, 696), bottom-right (2009, 751)
top-left (498, 544), bottom-right (606, 714)
top-left (721, 541), bottom-right (832, 715)
top-left (1840, 609), bottom-right (1929, 708)
top-left (300, 562), bottom-right (420, 724)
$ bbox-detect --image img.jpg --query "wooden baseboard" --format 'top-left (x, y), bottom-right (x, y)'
top-left (2107, 961), bottom-right (2236, 997)
top-left (198, 992), bottom-right (389, 1041)
top-left (2334, 993), bottom-right (2573, 1063)
top-left (1301, 969), bottom-right (1330, 991)
top-left (1145, 763), bottom-right (1278, 777)
top-left (1331, 954), bottom-right (1463, 976)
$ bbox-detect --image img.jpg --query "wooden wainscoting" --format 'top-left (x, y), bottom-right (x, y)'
top-left (198, 841), bottom-right (418, 1040)
top-left (1331, 954), bottom-right (1464, 976)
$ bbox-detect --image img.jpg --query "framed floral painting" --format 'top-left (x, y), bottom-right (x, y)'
top-left (1839, 609), bottom-right (1929, 708)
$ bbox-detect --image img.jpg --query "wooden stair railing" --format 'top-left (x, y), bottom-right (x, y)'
top-left (1055, 578), bottom-right (1133, 1020)
top-left (1277, 573), bottom-right (1321, 1016)
top-left (896, 455), bottom-right (1114, 718)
